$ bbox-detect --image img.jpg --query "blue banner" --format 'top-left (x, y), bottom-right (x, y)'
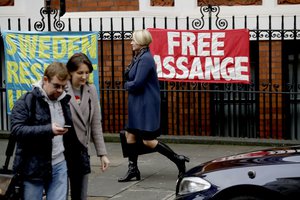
top-left (2, 31), bottom-right (99, 114)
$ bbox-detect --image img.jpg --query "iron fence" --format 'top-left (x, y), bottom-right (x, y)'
top-left (1, 5), bottom-right (300, 140)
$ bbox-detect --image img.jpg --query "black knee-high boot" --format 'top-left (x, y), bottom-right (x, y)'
top-left (118, 143), bottom-right (141, 182)
top-left (155, 142), bottom-right (190, 177)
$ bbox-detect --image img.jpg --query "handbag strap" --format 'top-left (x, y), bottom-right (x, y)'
top-left (1, 134), bottom-right (16, 173)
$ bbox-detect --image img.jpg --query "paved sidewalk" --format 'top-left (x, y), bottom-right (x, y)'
top-left (0, 139), bottom-right (279, 200)
top-left (86, 142), bottom-right (271, 200)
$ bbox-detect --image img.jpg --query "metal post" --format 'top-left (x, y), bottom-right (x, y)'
top-left (45, 0), bottom-right (51, 31)
top-left (208, 4), bottom-right (212, 30)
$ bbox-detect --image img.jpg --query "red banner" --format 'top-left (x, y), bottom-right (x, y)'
top-left (148, 28), bottom-right (250, 84)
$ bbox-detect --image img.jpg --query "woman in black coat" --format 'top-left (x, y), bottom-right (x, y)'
top-left (118, 29), bottom-right (189, 182)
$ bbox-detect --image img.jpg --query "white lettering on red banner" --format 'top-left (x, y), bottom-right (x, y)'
top-left (148, 28), bottom-right (250, 84)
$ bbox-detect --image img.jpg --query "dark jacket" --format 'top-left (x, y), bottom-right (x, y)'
top-left (124, 48), bottom-right (161, 132)
top-left (10, 87), bottom-right (73, 181)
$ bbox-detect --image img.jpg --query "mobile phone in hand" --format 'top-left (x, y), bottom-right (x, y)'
top-left (63, 125), bottom-right (71, 128)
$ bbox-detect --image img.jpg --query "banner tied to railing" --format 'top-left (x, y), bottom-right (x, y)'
top-left (148, 28), bottom-right (250, 84)
top-left (1, 31), bottom-right (99, 114)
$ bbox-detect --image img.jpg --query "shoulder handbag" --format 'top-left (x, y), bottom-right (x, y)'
top-left (119, 130), bottom-right (156, 158)
top-left (0, 134), bottom-right (22, 200)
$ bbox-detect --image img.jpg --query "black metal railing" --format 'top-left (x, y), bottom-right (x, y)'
top-left (1, 8), bottom-right (300, 139)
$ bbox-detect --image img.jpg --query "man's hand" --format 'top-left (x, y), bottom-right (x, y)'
top-left (52, 123), bottom-right (68, 136)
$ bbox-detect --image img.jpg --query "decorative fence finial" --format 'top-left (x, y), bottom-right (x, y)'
top-left (34, 0), bottom-right (65, 31)
top-left (192, 4), bottom-right (228, 30)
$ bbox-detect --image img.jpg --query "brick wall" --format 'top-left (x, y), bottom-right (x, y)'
top-left (48, 0), bottom-right (287, 137)
top-left (98, 40), bottom-right (132, 131)
top-left (258, 41), bottom-right (283, 139)
top-left (51, 0), bottom-right (139, 12)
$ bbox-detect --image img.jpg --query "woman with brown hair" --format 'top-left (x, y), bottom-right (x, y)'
top-left (65, 52), bottom-right (110, 200)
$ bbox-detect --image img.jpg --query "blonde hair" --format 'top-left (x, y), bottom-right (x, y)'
top-left (132, 29), bottom-right (152, 46)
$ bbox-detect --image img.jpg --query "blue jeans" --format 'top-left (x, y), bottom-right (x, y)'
top-left (23, 160), bottom-right (68, 200)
